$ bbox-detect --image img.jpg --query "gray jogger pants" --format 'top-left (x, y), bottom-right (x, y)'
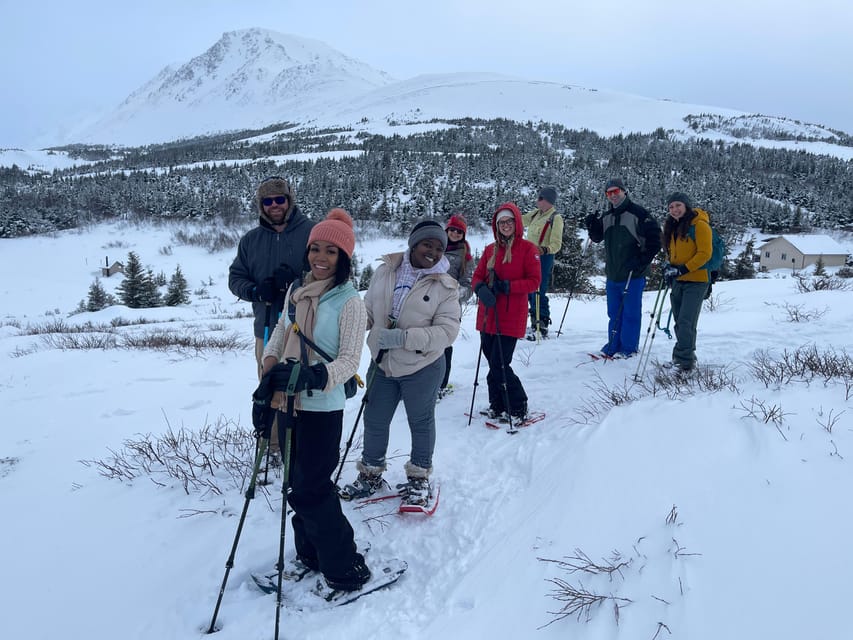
top-left (362, 356), bottom-right (444, 472)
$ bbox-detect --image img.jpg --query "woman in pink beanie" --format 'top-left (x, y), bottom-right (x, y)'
top-left (254, 207), bottom-right (371, 592)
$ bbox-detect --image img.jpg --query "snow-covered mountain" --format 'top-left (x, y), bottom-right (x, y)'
top-left (67, 28), bottom-right (847, 150)
top-left (71, 28), bottom-right (396, 145)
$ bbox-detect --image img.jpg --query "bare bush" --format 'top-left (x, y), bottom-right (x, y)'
top-left (795, 274), bottom-right (853, 293)
top-left (703, 293), bottom-right (733, 312)
top-left (816, 407), bottom-right (845, 434)
top-left (41, 332), bottom-right (118, 350)
top-left (121, 330), bottom-right (249, 354)
top-left (539, 579), bottom-right (632, 627)
top-left (736, 395), bottom-right (792, 440)
top-left (766, 301), bottom-right (828, 323)
top-left (749, 345), bottom-right (853, 388)
top-left (81, 417), bottom-right (257, 496)
top-left (572, 371), bottom-right (643, 424)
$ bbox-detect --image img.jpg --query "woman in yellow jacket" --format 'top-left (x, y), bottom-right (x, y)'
top-left (661, 192), bottom-right (712, 372)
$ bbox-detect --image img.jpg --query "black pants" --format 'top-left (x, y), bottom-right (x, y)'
top-left (281, 409), bottom-right (360, 578)
top-left (480, 332), bottom-right (527, 414)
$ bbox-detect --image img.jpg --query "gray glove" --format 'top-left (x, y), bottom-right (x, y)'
top-left (377, 328), bottom-right (406, 349)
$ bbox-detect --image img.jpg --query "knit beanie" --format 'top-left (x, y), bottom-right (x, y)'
top-left (408, 220), bottom-right (448, 251)
top-left (446, 213), bottom-right (468, 235)
top-left (538, 186), bottom-right (557, 205)
top-left (605, 178), bottom-right (626, 192)
top-left (256, 177), bottom-right (295, 218)
top-left (495, 209), bottom-right (515, 223)
top-left (666, 192), bottom-right (692, 209)
top-left (308, 208), bottom-right (356, 258)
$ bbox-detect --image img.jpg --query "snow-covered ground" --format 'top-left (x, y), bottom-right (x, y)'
top-left (1, 221), bottom-right (852, 640)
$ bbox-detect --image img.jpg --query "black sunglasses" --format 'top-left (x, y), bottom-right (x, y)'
top-left (262, 195), bottom-right (288, 206)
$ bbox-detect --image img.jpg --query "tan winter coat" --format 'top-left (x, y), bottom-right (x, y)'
top-left (364, 252), bottom-right (460, 378)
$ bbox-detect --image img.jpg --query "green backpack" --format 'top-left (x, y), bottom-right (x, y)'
top-left (688, 209), bottom-right (726, 272)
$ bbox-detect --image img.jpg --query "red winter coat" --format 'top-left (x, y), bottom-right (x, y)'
top-left (472, 203), bottom-right (541, 338)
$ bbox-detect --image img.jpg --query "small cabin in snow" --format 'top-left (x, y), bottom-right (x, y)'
top-left (757, 234), bottom-right (848, 271)
top-left (101, 259), bottom-right (124, 278)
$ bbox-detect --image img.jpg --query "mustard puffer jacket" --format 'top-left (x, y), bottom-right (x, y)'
top-left (667, 208), bottom-right (712, 283)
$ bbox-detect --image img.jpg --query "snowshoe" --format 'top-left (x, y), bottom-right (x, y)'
top-left (338, 473), bottom-right (387, 501)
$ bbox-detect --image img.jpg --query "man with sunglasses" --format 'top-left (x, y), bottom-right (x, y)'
top-left (584, 178), bottom-right (661, 358)
top-left (522, 186), bottom-right (563, 340)
top-left (229, 176), bottom-right (315, 448)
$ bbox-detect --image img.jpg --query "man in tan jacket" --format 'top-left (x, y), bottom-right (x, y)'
top-left (522, 186), bottom-right (563, 338)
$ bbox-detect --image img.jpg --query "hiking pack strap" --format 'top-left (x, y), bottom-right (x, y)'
top-left (537, 212), bottom-right (558, 246)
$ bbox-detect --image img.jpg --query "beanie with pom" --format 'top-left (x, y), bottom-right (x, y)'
top-left (308, 208), bottom-right (356, 257)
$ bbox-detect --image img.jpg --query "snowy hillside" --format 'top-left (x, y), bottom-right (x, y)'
top-left (1, 222), bottom-right (852, 640)
top-left (58, 28), bottom-right (850, 153)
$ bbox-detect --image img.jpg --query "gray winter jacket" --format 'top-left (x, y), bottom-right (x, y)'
top-left (228, 207), bottom-right (315, 338)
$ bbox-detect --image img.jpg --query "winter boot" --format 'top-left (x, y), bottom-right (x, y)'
top-left (398, 462), bottom-right (433, 507)
top-left (509, 402), bottom-right (529, 421)
top-left (540, 316), bottom-right (550, 338)
top-left (480, 406), bottom-right (507, 421)
top-left (338, 462), bottom-right (386, 501)
top-left (324, 554), bottom-right (371, 592)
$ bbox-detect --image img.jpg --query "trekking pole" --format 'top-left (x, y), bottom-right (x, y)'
top-left (491, 305), bottom-right (517, 434)
top-left (603, 271), bottom-right (633, 357)
top-left (260, 302), bottom-right (275, 484)
top-left (534, 292), bottom-right (542, 343)
top-left (206, 434), bottom-right (270, 634)
top-left (556, 239), bottom-right (591, 337)
top-left (466, 345), bottom-right (484, 426)
top-left (633, 281), bottom-right (670, 381)
top-left (274, 364), bottom-right (301, 640)
top-left (332, 348), bottom-right (387, 486)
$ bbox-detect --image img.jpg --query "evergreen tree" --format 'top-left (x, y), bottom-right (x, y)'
top-left (358, 264), bottom-right (374, 291)
top-left (143, 269), bottom-right (163, 307)
top-left (731, 238), bottom-right (757, 280)
top-left (116, 251), bottom-right (147, 308)
top-left (551, 219), bottom-right (594, 294)
top-left (813, 255), bottom-right (827, 276)
top-left (165, 265), bottom-right (190, 306)
top-left (85, 277), bottom-right (114, 311)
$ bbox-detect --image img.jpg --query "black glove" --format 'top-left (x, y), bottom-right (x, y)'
top-left (273, 264), bottom-right (296, 290)
top-left (584, 213), bottom-right (598, 230)
top-left (475, 282), bottom-right (496, 309)
top-left (251, 397), bottom-right (275, 439)
top-left (493, 279), bottom-right (510, 295)
top-left (291, 363), bottom-right (329, 394)
top-left (663, 264), bottom-right (688, 286)
top-left (251, 376), bottom-right (275, 439)
top-left (256, 277), bottom-right (278, 303)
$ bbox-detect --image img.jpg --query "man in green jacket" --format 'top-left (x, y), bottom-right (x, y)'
top-left (522, 186), bottom-right (563, 339)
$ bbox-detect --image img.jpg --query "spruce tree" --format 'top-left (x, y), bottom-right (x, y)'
top-left (117, 251), bottom-right (147, 308)
top-left (551, 219), bottom-right (594, 294)
top-left (358, 264), bottom-right (374, 291)
top-left (142, 269), bottom-right (163, 307)
top-left (814, 255), bottom-right (827, 276)
top-left (732, 239), bottom-right (757, 280)
top-left (85, 277), bottom-right (114, 311)
top-left (165, 265), bottom-right (190, 306)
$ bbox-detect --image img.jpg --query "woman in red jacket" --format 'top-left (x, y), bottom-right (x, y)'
top-left (472, 203), bottom-right (542, 420)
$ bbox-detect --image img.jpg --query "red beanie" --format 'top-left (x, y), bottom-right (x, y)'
top-left (446, 213), bottom-right (468, 234)
top-left (308, 208), bottom-right (356, 257)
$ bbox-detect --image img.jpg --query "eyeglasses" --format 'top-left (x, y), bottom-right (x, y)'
top-left (262, 196), bottom-right (288, 206)
top-left (605, 188), bottom-right (622, 196)
top-left (447, 227), bottom-right (464, 234)
top-left (497, 219), bottom-right (515, 226)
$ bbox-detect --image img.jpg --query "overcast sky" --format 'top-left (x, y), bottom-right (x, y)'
top-left (2, 0), bottom-right (851, 148)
